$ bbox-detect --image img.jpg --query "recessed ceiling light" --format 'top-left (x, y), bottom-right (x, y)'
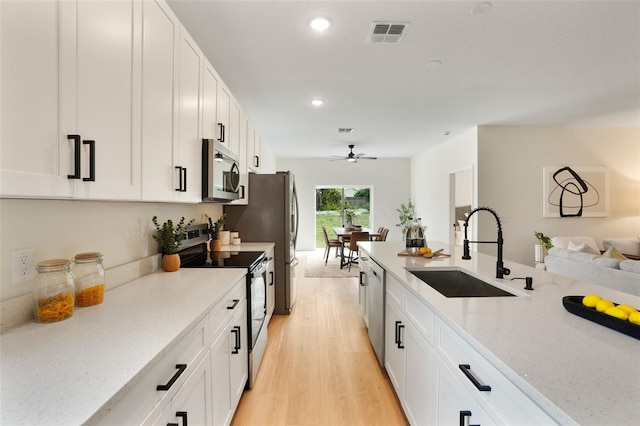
top-left (309, 17), bottom-right (331, 31)
top-left (471, 2), bottom-right (492, 15)
top-left (311, 99), bottom-right (324, 107)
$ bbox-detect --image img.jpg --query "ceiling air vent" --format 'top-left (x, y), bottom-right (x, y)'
top-left (368, 22), bottom-right (410, 44)
top-left (337, 128), bottom-right (354, 134)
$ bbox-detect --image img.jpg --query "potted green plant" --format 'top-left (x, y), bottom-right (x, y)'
top-left (534, 231), bottom-right (553, 263)
top-left (206, 213), bottom-right (226, 251)
top-left (396, 200), bottom-right (416, 240)
top-left (152, 216), bottom-right (194, 271)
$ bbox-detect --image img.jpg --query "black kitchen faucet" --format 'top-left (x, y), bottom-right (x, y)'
top-left (462, 207), bottom-right (511, 279)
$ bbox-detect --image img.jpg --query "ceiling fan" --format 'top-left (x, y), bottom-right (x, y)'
top-left (330, 144), bottom-right (377, 163)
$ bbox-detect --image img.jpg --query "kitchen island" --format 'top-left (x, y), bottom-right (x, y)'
top-left (359, 241), bottom-right (640, 425)
top-left (0, 267), bottom-right (247, 425)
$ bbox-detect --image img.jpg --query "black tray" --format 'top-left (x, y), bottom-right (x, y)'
top-left (562, 296), bottom-right (640, 340)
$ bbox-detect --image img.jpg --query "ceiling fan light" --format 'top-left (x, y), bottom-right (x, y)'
top-left (347, 157), bottom-right (356, 163)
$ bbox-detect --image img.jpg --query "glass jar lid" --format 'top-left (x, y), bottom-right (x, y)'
top-left (36, 259), bottom-right (70, 272)
top-left (73, 252), bottom-right (103, 263)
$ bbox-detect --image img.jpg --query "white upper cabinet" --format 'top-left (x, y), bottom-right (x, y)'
top-left (217, 82), bottom-right (233, 153)
top-left (141, 0), bottom-right (180, 202)
top-left (1, 0), bottom-right (142, 200)
top-left (247, 122), bottom-right (262, 172)
top-left (202, 60), bottom-right (219, 142)
top-left (61, 0), bottom-right (142, 200)
top-left (175, 27), bottom-right (204, 202)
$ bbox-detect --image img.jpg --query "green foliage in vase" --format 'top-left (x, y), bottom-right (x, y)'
top-left (534, 231), bottom-right (553, 250)
top-left (396, 200), bottom-right (416, 239)
top-left (205, 213), bottom-right (226, 240)
top-left (152, 216), bottom-right (195, 254)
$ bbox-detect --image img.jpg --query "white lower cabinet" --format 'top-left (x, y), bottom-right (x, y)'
top-left (384, 288), bottom-right (433, 425)
top-left (383, 269), bottom-right (557, 426)
top-left (145, 352), bottom-right (212, 426)
top-left (211, 299), bottom-right (248, 426)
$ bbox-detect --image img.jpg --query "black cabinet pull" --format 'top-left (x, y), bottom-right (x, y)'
top-left (176, 411), bottom-right (187, 426)
top-left (67, 134), bottom-right (81, 179)
top-left (167, 423), bottom-right (179, 426)
top-left (217, 123), bottom-right (225, 143)
top-left (359, 271), bottom-right (366, 286)
top-left (175, 166), bottom-right (182, 192)
top-left (459, 364), bottom-right (491, 391)
top-left (254, 155), bottom-right (260, 168)
top-left (269, 271), bottom-right (274, 286)
top-left (239, 184), bottom-right (245, 199)
top-left (459, 410), bottom-right (472, 426)
top-left (231, 326), bottom-right (241, 354)
top-left (156, 364), bottom-right (187, 391)
top-left (394, 321), bottom-right (405, 349)
top-left (226, 299), bottom-right (240, 310)
top-left (175, 167), bottom-right (186, 192)
top-left (83, 140), bottom-right (95, 181)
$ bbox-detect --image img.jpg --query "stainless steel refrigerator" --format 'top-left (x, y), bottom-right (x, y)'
top-left (224, 171), bottom-right (299, 314)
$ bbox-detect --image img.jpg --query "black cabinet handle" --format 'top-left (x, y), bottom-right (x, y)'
top-left (359, 271), bottom-right (366, 286)
top-left (175, 166), bottom-right (187, 192)
top-left (459, 410), bottom-right (472, 426)
top-left (239, 184), bottom-right (245, 199)
top-left (217, 123), bottom-right (225, 143)
top-left (67, 134), bottom-right (81, 179)
top-left (231, 326), bottom-right (241, 354)
top-left (459, 364), bottom-right (491, 391)
top-left (167, 423), bottom-right (179, 426)
top-left (226, 299), bottom-right (240, 310)
top-left (394, 321), bottom-right (405, 349)
top-left (175, 166), bottom-right (183, 192)
top-left (82, 140), bottom-right (95, 181)
top-left (157, 364), bottom-right (187, 391)
top-left (254, 155), bottom-right (259, 168)
top-left (176, 411), bottom-right (187, 426)
top-left (269, 271), bottom-right (274, 286)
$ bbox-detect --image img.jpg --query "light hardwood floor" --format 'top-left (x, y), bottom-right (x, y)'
top-left (231, 260), bottom-right (407, 426)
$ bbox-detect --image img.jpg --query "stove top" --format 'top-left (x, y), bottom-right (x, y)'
top-left (178, 243), bottom-right (265, 269)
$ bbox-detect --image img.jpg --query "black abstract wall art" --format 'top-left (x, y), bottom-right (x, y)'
top-left (543, 166), bottom-right (608, 218)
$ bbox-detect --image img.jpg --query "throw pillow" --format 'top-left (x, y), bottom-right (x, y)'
top-left (600, 247), bottom-right (628, 260)
top-left (568, 241), bottom-right (599, 254)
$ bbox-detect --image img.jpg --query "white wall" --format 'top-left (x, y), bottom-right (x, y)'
top-left (276, 158), bottom-right (411, 250)
top-left (477, 126), bottom-right (640, 266)
top-left (0, 200), bottom-right (225, 302)
top-left (410, 128), bottom-right (479, 245)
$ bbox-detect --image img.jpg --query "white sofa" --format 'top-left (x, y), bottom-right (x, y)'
top-left (543, 236), bottom-right (640, 296)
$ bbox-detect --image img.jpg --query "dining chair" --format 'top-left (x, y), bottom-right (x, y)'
top-left (347, 231), bottom-right (370, 271)
top-left (380, 228), bottom-right (389, 241)
top-left (322, 226), bottom-right (342, 265)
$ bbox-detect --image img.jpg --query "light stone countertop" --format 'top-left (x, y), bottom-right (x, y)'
top-left (359, 241), bottom-right (640, 426)
top-left (0, 268), bottom-right (247, 426)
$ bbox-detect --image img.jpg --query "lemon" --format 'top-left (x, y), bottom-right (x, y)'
top-left (419, 247), bottom-right (431, 254)
top-left (604, 306), bottom-right (629, 321)
top-left (628, 312), bottom-right (640, 326)
top-left (582, 294), bottom-right (602, 308)
top-left (616, 304), bottom-right (638, 315)
top-left (595, 299), bottom-right (614, 313)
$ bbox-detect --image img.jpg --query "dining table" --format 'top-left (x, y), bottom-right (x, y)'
top-left (332, 227), bottom-right (381, 268)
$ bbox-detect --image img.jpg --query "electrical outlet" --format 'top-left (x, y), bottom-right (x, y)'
top-left (12, 248), bottom-right (35, 285)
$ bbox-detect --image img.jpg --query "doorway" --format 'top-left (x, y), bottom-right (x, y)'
top-left (315, 186), bottom-right (372, 248)
top-left (449, 168), bottom-right (474, 246)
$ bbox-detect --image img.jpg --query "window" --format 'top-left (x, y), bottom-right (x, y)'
top-left (315, 186), bottom-right (372, 247)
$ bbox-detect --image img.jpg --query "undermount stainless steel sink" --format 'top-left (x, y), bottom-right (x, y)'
top-left (407, 269), bottom-right (516, 298)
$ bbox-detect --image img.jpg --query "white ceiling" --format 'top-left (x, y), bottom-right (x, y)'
top-left (166, 0), bottom-right (640, 159)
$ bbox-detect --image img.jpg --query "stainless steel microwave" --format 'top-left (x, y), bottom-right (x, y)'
top-left (202, 139), bottom-right (240, 202)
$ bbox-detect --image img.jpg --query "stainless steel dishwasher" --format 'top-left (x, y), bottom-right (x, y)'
top-left (360, 254), bottom-right (385, 366)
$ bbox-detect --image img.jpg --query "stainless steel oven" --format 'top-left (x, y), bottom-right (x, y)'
top-left (202, 139), bottom-right (240, 202)
top-left (178, 225), bottom-right (269, 389)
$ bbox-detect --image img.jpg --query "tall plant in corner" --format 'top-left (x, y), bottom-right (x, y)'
top-left (396, 200), bottom-right (416, 240)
